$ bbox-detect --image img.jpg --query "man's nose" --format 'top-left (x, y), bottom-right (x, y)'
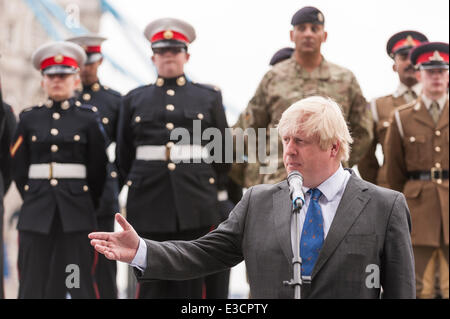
top-left (284, 140), bottom-right (297, 155)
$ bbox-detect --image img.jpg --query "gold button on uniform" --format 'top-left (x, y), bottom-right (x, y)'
top-left (409, 136), bottom-right (416, 143)
top-left (92, 106), bottom-right (98, 112)
top-left (168, 163), bottom-right (176, 171)
top-left (61, 101), bottom-right (70, 110)
top-left (127, 180), bottom-right (133, 186)
top-left (75, 101), bottom-right (81, 107)
top-left (45, 100), bottom-right (53, 108)
top-left (435, 146), bottom-right (441, 153)
top-left (102, 117), bottom-right (109, 125)
top-left (74, 135), bottom-right (81, 141)
top-left (92, 83), bottom-right (100, 92)
top-left (167, 89), bottom-right (175, 96)
top-left (24, 185), bottom-right (29, 191)
top-left (166, 104), bottom-right (175, 111)
top-left (166, 123), bottom-right (174, 130)
top-left (83, 93), bottom-right (91, 101)
top-left (176, 76), bottom-right (186, 86)
top-left (83, 185), bottom-right (89, 192)
top-left (32, 135), bottom-right (37, 142)
top-left (111, 171), bottom-right (118, 178)
top-left (437, 179), bottom-right (443, 184)
top-left (135, 116), bottom-right (141, 123)
top-left (50, 179), bottom-right (58, 186)
top-left (209, 177), bottom-right (215, 184)
top-left (51, 145), bottom-right (58, 152)
top-left (436, 163), bottom-right (441, 168)
top-left (383, 121), bottom-right (390, 128)
top-left (156, 78), bottom-right (164, 87)
top-left (53, 113), bottom-right (61, 120)
top-left (197, 113), bottom-right (204, 120)
top-left (435, 130), bottom-right (441, 136)
top-left (51, 128), bottom-right (59, 136)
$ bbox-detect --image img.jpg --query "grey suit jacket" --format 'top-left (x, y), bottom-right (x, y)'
top-left (136, 170), bottom-right (415, 299)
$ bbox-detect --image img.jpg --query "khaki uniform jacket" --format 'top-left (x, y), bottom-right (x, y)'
top-left (384, 97), bottom-right (449, 247)
top-left (232, 56), bottom-right (372, 187)
top-left (359, 84), bottom-right (420, 187)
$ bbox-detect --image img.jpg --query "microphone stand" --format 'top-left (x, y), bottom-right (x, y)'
top-left (284, 198), bottom-right (303, 299)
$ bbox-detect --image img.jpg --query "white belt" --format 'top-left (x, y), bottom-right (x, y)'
top-left (28, 163), bottom-right (87, 179)
top-left (136, 144), bottom-right (210, 162)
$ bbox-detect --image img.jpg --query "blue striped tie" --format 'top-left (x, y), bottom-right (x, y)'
top-left (300, 188), bottom-right (324, 276)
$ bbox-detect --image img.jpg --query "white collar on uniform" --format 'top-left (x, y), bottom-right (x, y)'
top-left (393, 82), bottom-right (422, 98)
top-left (302, 164), bottom-right (350, 203)
top-left (421, 93), bottom-right (448, 111)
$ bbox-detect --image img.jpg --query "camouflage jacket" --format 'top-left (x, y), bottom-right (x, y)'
top-left (234, 56), bottom-right (372, 186)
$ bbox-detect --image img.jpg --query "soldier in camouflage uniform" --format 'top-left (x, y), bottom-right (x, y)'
top-left (229, 48), bottom-right (294, 188)
top-left (236, 6), bottom-right (372, 186)
top-left (358, 31), bottom-right (428, 187)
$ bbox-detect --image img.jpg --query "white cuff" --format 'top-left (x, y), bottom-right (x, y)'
top-left (130, 237), bottom-right (147, 272)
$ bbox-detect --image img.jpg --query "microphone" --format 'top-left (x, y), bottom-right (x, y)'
top-left (288, 171), bottom-right (305, 210)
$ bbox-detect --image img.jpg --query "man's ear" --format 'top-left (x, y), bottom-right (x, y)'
top-left (151, 55), bottom-right (155, 64)
top-left (330, 141), bottom-right (340, 158)
top-left (392, 63), bottom-right (398, 72)
top-left (415, 70), bottom-right (422, 82)
top-left (322, 30), bottom-right (328, 43)
top-left (290, 29), bottom-right (294, 42)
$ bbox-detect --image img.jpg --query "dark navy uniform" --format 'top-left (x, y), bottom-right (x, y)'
top-left (0, 101), bottom-right (17, 299)
top-left (78, 82), bottom-right (121, 299)
top-left (12, 97), bottom-right (108, 298)
top-left (68, 34), bottom-right (122, 299)
top-left (117, 74), bottom-right (231, 298)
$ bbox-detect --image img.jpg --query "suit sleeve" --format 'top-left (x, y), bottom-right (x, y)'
top-left (357, 123), bottom-right (379, 184)
top-left (347, 76), bottom-right (373, 167)
top-left (86, 113), bottom-right (108, 207)
top-left (116, 96), bottom-right (135, 188)
top-left (11, 113), bottom-right (30, 199)
top-left (381, 192), bottom-right (415, 298)
top-left (384, 112), bottom-right (407, 191)
top-left (135, 187), bottom-right (253, 282)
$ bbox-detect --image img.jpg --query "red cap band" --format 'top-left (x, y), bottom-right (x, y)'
top-left (392, 38), bottom-right (422, 53)
top-left (151, 30), bottom-right (189, 43)
top-left (86, 46), bottom-right (101, 53)
top-left (416, 52), bottom-right (449, 65)
top-left (40, 55), bottom-right (79, 70)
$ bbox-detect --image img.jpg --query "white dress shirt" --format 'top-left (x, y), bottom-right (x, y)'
top-left (290, 165), bottom-right (351, 257)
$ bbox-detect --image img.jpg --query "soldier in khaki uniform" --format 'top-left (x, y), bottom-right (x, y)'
top-left (384, 42), bottom-right (449, 299)
top-left (237, 6), bottom-right (372, 186)
top-left (359, 31), bottom-right (428, 187)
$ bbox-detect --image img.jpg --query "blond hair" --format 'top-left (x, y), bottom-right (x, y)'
top-left (277, 96), bottom-right (353, 162)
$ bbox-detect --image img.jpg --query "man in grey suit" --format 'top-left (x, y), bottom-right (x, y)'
top-left (89, 96), bottom-right (415, 299)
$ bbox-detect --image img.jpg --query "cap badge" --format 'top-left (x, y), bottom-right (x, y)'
top-left (317, 12), bottom-right (324, 23)
top-left (163, 30), bottom-right (174, 40)
top-left (54, 54), bottom-right (64, 63)
top-left (430, 50), bottom-right (444, 62)
top-left (406, 35), bottom-right (415, 46)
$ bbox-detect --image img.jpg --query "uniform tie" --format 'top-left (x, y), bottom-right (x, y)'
top-left (429, 101), bottom-right (441, 124)
top-left (300, 188), bottom-right (324, 276)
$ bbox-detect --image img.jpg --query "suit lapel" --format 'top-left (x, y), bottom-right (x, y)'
top-left (311, 172), bottom-right (370, 279)
top-left (272, 181), bottom-right (293, 264)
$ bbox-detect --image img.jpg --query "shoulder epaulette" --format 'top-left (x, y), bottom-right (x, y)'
top-left (191, 81), bottom-right (221, 93)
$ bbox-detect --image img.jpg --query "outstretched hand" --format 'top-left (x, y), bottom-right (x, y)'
top-left (88, 213), bottom-right (140, 263)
